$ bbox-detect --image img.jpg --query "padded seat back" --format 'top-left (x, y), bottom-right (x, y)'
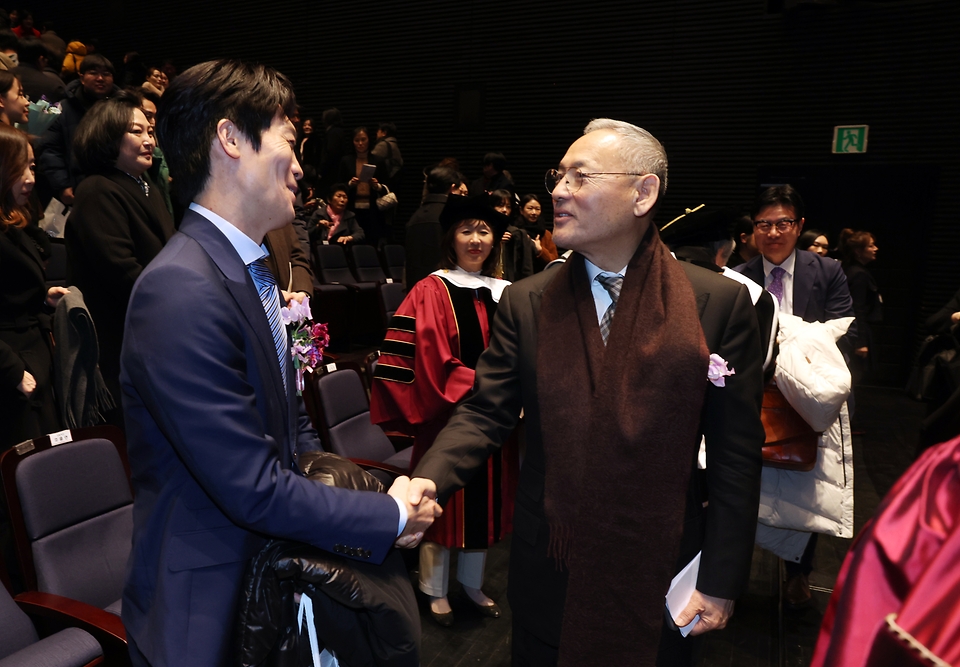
top-left (351, 245), bottom-right (387, 283)
top-left (315, 244), bottom-right (357, 285)
top-left (0, 584), bottom-right (39, 658)
top-left (16, 438), bottom-right (133, 609)
top-left (382, 245), bottom-right (405, 282)
top-left (317, 370), bottom-right (396, 462)
top-left (379, 283), bottom-right (406, 322)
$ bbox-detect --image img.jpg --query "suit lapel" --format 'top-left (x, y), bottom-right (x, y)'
top-left (793, 251), bottom-right (816, 320)
top-left (179, 212), bottom-right (290, 428)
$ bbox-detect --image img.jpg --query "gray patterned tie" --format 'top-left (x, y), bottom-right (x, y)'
top-left (596, 274), bottom-right (624, 345)
top-left (248, 257), bottom-right (289, 393)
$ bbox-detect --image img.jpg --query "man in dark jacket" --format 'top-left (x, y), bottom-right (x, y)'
top-left (13, 38), bottom-right (65, 104)
top-left (36, 53), bottom-right (116, 205)
top-left (404, 166), bottom-right (461, 289)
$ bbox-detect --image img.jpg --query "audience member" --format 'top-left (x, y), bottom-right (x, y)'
top-left (120, 59), bottom-right (438, 666)
top-left (409, 119), bottom-right (765, 665)
top-left (118, 51), bottom-right (146, 88)
top-left (37, 53), bottom-right (117, 205)
top-left (338, 125), bottom-right (388, 247)
top-left (135, 87), bottom-right (173, 215)
top-left (0, 29), bottom-right (19, 69)
top-left (141, 65), bottom-right (166, 96)
top-left (371, 120), bottom-right (403, 185)
top-left (838, 228), bottom-right (882, 381)
top-left (297, 116), bottom-right (318, 168)
top-left (371, 195), bottom-right (515, 627)
top-left (65, 90), bottom-right (175, 412)
top-left (13, 38), bottom-right (65, 104)
top-left (728, 213), bottom-right (759, 267)
top-left (517, 193), bottom-right (559, 271)
top-left (318, 106), bottom-right (347, 193)
top-left (799, 228), bottom-right (830, 257)
top-left (0, 123), bottom-right (66, 450)
top-left (0, 69), bottom-right (28, 125)
top-left (469, 151), bottom-right (513, 196)
top-left (405, 165), bottom-right (460, 288)
top-left (11, 10), bottom-right (39, 38)
top-left (38, 20), bottom-right (66, 62)
top-left (735, 184), bottom-right (856, 608)
top-left (60, 40), bottom-right (85, 82)
top-left (490, 188), bottom-right (533, 282)
top-left (307, 182), bottom-right (364, 246)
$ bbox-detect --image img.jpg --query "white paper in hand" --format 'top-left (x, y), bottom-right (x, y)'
top-left (665, 551), bottom-right (701, 637)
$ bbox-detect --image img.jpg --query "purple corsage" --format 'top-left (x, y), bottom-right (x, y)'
top-left (707, 353), bottom-right (735, 387)
top-left (280, 296), bottom-right (330, 395)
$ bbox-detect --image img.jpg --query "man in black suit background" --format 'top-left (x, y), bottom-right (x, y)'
top-left (406, 119), bottom-right (765, 666)
top-left (734, 184), bottom-right (856, 607)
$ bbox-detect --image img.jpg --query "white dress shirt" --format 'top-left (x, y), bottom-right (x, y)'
top-left (761, 250), bottom-right (797, 316)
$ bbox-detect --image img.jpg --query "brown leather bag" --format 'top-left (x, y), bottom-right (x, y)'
top-left (761, 382), bottom-right (819, 472)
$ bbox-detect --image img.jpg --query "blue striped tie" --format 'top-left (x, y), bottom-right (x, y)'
top-left (248, 257), bottom-right (289, 393)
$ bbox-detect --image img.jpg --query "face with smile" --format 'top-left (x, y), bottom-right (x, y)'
top-left (452, 219), bottom-right (494, 273)
top-left (235, 113), bottom-right (302, 233)
top-left (115, 108), bottom-right (155, 177)
top-left (753, 204), bottom-right (804, 266)
top-left (521, 199), bottom-right (541, 223)
top-left (12, 143), bottom-right (35, 206)
top-left (551, 130), bottom-right (655, 268)
top-left (81, 67), bottom-right (113, 98)
top-left (0, 78), bottom-right (29, 125)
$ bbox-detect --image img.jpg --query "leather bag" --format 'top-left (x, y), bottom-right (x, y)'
top-left (761, 382), bottom-right (819, 471)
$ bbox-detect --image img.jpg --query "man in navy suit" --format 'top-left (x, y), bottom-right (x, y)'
top-left (734, 184), bottom-right (855, 608)
top-left (119, 60), bottom-right (439, 666)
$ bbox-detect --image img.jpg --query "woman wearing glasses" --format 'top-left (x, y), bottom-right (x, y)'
top-left (370, 196), bottom-right (517, 627)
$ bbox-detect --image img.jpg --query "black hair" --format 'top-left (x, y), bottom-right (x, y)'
top-left (0, 69), bottom-right (17, 97)
top-left (0, 29), bottom-right (18, 53)
top-left (482, 152), bottom-right (507, 172)
top-left (72, 90), bottom-right (145, 175)
top-left (322, 108), bottom-right (341, 127)
top-left (138, 87), bottom-right (161, 108)
top-left (489, 188), bottom-right (513, 214)
top-left (438, 219), bottom-right (502, 277)
top-left (798, 228), bottom-right (826, 251)
top-left (751, 184), bottom-right (805, 221)
top-left (352, 126), bottom-right (369, 139)
top-left (156, 59), bottom-right (296, 204)
top-left (426, 166), bottom-right (459, 195)
top-left (328, 182), bottom-right (349, 199)
top-left (377, 121), bottom-right (396, 137)
top-left (78, 53), bottom-right (115, 76)
top-left (16, 38), bottom-right (49, 66)
top-left (733, 214), bottom-right (754, 238)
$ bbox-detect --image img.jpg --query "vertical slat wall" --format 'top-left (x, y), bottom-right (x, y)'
top-left (54, 0), bottom-right (959, 385)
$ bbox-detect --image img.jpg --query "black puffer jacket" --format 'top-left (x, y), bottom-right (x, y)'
top-left (236, 452), bottom-right (420, 667)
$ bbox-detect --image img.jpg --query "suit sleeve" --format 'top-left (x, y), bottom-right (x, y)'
top-left (698, 284), bottom-right (765, 600)
top-left (412, 284), bottom-right (524, 503)
top-left (124, 262), bottom-right (398, 562)
top-left (824, 262), bottom-right (858, 347)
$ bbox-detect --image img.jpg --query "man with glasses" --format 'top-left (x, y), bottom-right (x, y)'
top-left (407, 119), bottom-right (765, 665)
top-left (36, 54), bottom-right (116, 206)
top-left (734, 185), bottom-right (855, 609)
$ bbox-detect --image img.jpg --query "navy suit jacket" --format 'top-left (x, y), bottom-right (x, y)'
top-left (120, 210), bottom-right (399, 666)
top-left (735, 249), bottom-right (856, 342)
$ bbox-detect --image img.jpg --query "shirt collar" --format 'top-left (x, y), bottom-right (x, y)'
top-left (189, 202), bottom-right (267, 266)
top-left (761, 249), bottom-right (796, 278)
top-left (584, 257), bottom-right (628, 283)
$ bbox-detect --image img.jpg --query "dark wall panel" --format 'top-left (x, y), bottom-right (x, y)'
top-left (45, 0), bottom-right (960, 385)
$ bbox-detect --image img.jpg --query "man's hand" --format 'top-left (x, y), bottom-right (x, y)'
top-left (855, 346), bottom-right (869, 358)
top-left (45, 286), bottom-right (70, 308)
top-left (337, 236), bottom-right (353, 244)
top-left (60, 187), bottom-right (75, 205)
top-left (673, 590), bottom-right (735, 636)
top-left (18, 370), bottom-right (36, 397)
top-left (387, 476), bottom-right (441, 548)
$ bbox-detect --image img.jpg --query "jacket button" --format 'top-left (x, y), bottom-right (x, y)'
top-left (364, 550), bottom-right (371, 559)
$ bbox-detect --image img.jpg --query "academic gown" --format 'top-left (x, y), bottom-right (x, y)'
top-left (370, 269), bottom-right (517, 549)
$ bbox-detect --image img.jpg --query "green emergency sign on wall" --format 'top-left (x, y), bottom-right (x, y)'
top-left (832, 125), bottom-right (869, 154)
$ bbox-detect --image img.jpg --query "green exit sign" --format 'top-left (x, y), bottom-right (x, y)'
top-left (833, 125), bottom-right (869, 154)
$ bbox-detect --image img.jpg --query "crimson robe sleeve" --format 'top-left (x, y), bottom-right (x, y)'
top-left (370, 276), bottom-right (475, 427)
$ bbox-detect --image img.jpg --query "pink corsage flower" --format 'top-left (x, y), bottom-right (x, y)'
top-left (707, 353), bottom-right (735, 387)
top-left (280, 296), bottom-right (330, 395)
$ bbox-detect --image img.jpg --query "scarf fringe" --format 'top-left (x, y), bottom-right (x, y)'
top-left (547, 521), bottom-right (571, 571)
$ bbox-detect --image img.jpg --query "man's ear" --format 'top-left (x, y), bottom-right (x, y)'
top-left (633, 174), bottom-right (660, 218)
top-left (214, 119), bottom-right (243, 160)
top-left (797, 217), bottom-right (805, 233)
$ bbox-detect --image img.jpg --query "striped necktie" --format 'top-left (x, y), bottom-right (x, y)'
top-left (248, 257), bottom-right (289, 393)
top-left (596, 274), bottom-right (624, 345)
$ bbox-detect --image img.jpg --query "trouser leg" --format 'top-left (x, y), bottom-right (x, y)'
top-left (457, 549), bottom-right (487, 590)
top-left (418, 541), bottom-right (450, 597)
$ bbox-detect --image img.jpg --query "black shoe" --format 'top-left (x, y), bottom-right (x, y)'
top-left (470, 599), bottom-right (501, 618)
top-left (429, 607), bottom-right (455, 627)
top-left (784, 573), bottom-right (812, 610)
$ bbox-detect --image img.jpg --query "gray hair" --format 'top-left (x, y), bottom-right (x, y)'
top-left (583, 118), bottom-right (668, 197)
top-left (710, 238), bottom-right (736, 266)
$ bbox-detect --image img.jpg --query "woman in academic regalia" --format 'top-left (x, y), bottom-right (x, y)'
top-left (370, 195), bottom-right (517, 626)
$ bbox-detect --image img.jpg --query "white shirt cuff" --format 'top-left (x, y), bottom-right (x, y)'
top-left (392, 494), bottom-right (407, 537)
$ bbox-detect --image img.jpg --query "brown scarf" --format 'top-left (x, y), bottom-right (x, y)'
top-left (537, 225), bottom-right (709, 666)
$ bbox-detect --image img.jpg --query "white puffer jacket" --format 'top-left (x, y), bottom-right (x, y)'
top-left (755, 315), bottom-right (855, 562)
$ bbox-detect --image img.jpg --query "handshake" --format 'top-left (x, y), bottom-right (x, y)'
top-left (387, 476), bottom-right (441, 548)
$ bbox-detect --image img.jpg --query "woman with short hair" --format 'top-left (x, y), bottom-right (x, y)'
top-left (65, 91), bottom-right (175, 408)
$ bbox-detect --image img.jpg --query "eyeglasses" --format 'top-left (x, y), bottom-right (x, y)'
top-left (545, 168), bottom-right (646, 194)
top-left (753, 218), bottom-right (799, 233)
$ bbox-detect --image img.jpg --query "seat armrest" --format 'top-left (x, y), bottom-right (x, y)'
top-left (384, 431), bottom-right (415, 451)
top-left (16, 591), bottom-right (130, 666)
top-left (348, 458), bottom-right (409, 477)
